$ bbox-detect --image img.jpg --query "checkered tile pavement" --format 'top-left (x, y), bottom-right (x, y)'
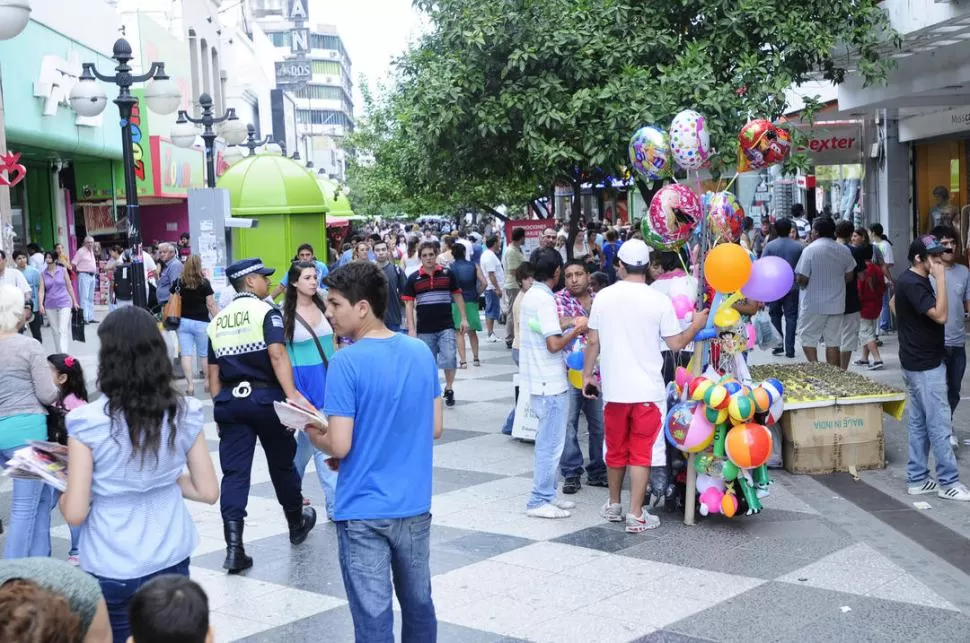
top-left (4, 334), bottom-right (970, 642)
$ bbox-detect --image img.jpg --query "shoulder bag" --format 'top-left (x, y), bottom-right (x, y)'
top-left (294, 312), bottom-right (329, 368)
top-left (162, 279), bottom-right (182, 330)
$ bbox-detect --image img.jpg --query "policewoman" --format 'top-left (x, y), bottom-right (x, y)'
top-left (206, 258), bottom-right (317, 573)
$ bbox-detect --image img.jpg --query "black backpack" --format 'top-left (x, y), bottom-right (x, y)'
top-left (114, 264), bottom-right (134, 300)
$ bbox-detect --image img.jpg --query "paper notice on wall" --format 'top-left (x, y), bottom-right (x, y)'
top-left (198, 224), bottom-right (225, 289)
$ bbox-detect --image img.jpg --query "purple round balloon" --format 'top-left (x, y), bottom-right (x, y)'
top-left (741, 256), bottom-right (795, 302)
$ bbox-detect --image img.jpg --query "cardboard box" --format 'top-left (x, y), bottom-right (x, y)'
top-left (781, 402), bottom-right (885, 474)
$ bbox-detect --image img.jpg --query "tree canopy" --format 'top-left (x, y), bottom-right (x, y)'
top-left (349, 0), bottom-right (896, 224)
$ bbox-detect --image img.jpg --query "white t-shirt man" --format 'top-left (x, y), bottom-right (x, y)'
top-left (518, 282), bottom-right (567, 396)
top-left (590, 279), bottom-right (680, 404)
top-left (0, 265), bottom-right (31, 298)
top-left (480, 248), bottom-right (504, 292)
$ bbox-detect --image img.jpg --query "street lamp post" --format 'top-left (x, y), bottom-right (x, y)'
top-left (243, 124), bottom-right (274, 156)
top-left (170, 94), bottom-right (248, 188)
top-left (69, 38), bottom-right (181, 310)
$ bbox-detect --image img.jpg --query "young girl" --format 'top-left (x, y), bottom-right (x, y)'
top-left (48, 353), bottom-right (88, 566)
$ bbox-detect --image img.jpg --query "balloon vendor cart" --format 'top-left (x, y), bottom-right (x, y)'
top-left (630, 112), bottom-right (798, 525)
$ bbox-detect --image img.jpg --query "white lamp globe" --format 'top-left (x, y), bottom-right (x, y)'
top-left (219, 117), bottom-right (249, 146)
top-left (223, 145), bottom-right (245, 166)
top-left (264, 142), bottom-right (283, 156)
top-left (170, 118), bottom-right (200, 149)
top-left (0, 0), bottom-right (31, 41)
top-left (68, 79), bottom-right (108, 118)
top-left (143, 77), bottom-right (181, 115)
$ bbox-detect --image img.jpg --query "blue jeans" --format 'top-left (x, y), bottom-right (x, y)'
top-left (902, 365), bottom-right (960, 487)
top-left (484, 290), bottom-right (502, 320)
top-left (560, 386), bottom-right (606, 479)
top-left (418, 329), bottom-right (457, 371)
top-left (769, 289), bottom-right (799, 357)
top-left (336, 513), bottom-right (436, 643)
top-left (944, 346), bottom-right (966, 418)
top-left (501, 349), bottom-right (519, 435)
top-left (93, 557), bottom-right (189, 642)
top-left (77, 272), bottom-right (95, 322)
top-left (527, 392), bottom-right (569, 509)
top-left (879, 290), bottom-right (893, 332)
top-left (0, 446), bottom-right (56, 559)
top-left (294, 430), bottom-right (338, 517)
top-left (176, 317), bottom-right (210, 358)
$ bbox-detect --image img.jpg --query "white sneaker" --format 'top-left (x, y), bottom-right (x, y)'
top-left (907, 479), bottom-right (939, 495)
top-left (626, 510), bottom-right (661, 533)
top-left (950, 435), bottom-right (959, 450)
top-left (601, 502), bottom-right (623, 522)
top-left (487, 333), bottom-right (499, 343)
top-left (551, 497), bottom-right (576, 510)
top-left (938, 483), bottom-right (970, 502)
top-left (526, 502), bottom-right (571, 519)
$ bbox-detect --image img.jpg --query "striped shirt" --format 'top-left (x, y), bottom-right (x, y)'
top-left (795, 238), bottom-right (857, 315)
top-left (519, 282), bottom-right (568, 395)
top-left (402, 265), bottom-right (461, 334)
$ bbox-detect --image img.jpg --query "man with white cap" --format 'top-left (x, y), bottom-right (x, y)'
top-left (582, 239), bottom-right (709, 532)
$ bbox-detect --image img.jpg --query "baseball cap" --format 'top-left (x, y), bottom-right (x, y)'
top-left (617, 238), bottom-right (651, 266)
top-left (908, 235), bottom-right (944, 262)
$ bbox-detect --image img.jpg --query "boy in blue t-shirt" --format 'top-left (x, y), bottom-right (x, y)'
top-left (307, 261), bottom-right (442, 640)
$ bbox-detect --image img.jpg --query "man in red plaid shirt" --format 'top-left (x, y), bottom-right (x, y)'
top-left (555, 259), bottom-right (607, 494)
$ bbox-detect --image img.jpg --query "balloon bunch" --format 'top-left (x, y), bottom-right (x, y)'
top-left (666, 369), bottom-right (785, 518)
top-left (628, 110), bottom-right (714, 251)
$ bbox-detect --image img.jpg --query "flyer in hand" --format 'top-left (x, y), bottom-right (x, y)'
top-left (2, 441), bottom-right (69, 491)
top-left (273, 400), bottom-right (327, 431)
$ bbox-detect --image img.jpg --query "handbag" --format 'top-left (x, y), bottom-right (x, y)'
top-left (70, 308), bottom-right (86, 343)
top-left (293, 312), bottom-right (329, 368)
top-left (162, 280), bottom-right (182, 330)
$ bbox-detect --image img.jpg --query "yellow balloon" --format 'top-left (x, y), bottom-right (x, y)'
top-left (567, 369), bottom-right (584, 389)
top-left (714, 308), bottom-right (740, 328)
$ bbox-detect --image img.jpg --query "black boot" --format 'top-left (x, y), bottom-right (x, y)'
top-left (222, 520), bottom-right (253, 574)
top-left (285, 506), bottom-right (317, 545)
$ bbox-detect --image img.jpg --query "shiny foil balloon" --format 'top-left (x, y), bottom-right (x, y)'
top-left (708, 191), bottom-right (745, 242)
top-left (738, 119), bottom-right (792, 172)
top-left (628, 126), bottom-right (671, 181)
top-left (644, 184), bottom-right (702, 251)
top-left (669, 110), bottom-right (711, 170)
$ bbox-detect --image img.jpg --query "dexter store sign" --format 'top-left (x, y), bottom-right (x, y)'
top-left (793, 123), bottom-right (863, 165)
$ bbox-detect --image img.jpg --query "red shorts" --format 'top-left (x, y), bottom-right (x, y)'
top-left (603, 402), bottom-right (663, 468)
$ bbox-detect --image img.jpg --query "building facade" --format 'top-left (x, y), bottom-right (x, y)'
top-left (251, 0), bottom-right (354, 180)
top-left (0, 0), bottom-right (123, 254)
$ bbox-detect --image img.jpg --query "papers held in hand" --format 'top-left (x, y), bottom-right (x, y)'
top-left (2, 441), bottom-right (68, 491)
top-left (274, 400), bottom-right (327, 431)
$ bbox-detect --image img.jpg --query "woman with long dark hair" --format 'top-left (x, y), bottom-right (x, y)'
top-left (61, 306), bottom-right (218, 642)
top-left (282, 261), bottom-right (338, 518)
top-left (403, 237), bottom-right (421, 277)
top-left (173, 255), bottom-right (218, 395)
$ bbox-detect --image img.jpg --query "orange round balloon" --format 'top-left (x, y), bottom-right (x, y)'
top-left (725, 423), bottom-right (773, 469)
top-left (704, 243), bottom-right (752, 293)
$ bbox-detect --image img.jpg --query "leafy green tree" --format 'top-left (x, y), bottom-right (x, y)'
top-left (364, 0), bottom-right (897, 254)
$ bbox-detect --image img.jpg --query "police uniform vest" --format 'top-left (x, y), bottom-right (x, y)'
top-left (208, 294), bottom-right (274, 359)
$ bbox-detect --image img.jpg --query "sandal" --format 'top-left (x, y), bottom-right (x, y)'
top-left (459, 361), bottom-right (467, 369)
top-left (473, 358), bottom-right (481, 367)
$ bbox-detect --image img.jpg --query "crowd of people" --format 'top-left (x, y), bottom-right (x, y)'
top-left (2, 205), bottom-right (970, 641)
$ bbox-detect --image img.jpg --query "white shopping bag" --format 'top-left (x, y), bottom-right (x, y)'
top-left (511, 376), bottom-right (537, 442)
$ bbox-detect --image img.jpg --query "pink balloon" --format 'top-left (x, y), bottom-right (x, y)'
top-left (675, 366), bottom-right (692, 391)
top-left (741, 256), bottom-right (795, 302)
top-left (671, 294), bottom-right (693, 319)
top-left (682, 404), bottom-right (715, 450)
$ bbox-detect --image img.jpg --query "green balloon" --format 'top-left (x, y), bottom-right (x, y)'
top-left (722, 460), bottom-right (740, 482)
